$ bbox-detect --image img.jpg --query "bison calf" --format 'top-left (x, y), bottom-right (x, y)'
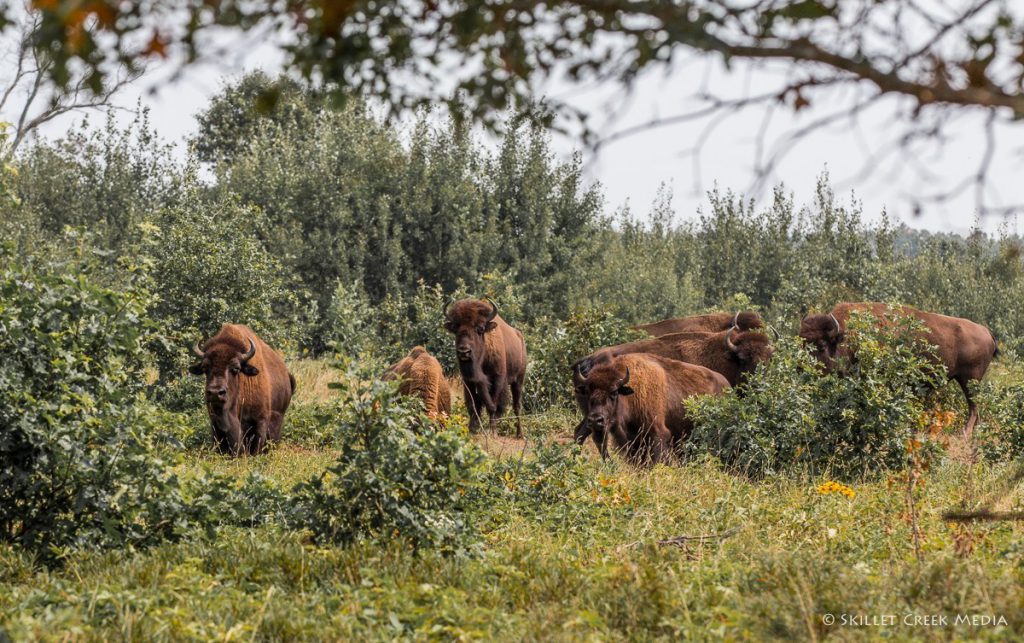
top-left (383, 346), bottom-right (452, 421)
top-left (575, 353), bottom-right (728, 467)
top-left (189, 324), bottom-right (296, 456)
top-left (799, 302), bottom-right (998, 439)
top-left (444, 299), bottom-right (527, 437)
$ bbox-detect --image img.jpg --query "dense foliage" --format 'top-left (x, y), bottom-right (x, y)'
top-left (0, 252), bottom-right (186, 558)
top-left (685, 314), bottom-right (948, 479)
top-left (291, 367), bottom-right (486, 554)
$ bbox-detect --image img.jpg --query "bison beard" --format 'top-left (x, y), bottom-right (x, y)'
top-left (189, 324), bottom-right (295, 456)
top-left (444, 298), bottom-right (527, 437)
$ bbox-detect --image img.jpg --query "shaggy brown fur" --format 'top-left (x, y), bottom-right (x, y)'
top-left (634, 311), bottom-right (763, 338)
top-left (576, 328), bottom-right (773, 387)
top-left (576, 353), bottom-right (728, 467)
top-left (383, 346), bottom-right (452, 420)
top-left (189, 324), bottom-right (295, 456)
top-left (799, 302), bottom-right (999, 438)
top-left (445, 299), bottom-right (527, 437)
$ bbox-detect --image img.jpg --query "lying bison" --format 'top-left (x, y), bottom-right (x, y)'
top-left (190, 324), bottom-right (296, 456)
top-left (383, 346), bottom-right (452, 421)
top-left (574, 353), bottom-right (728, 466)
top-left (575, 327), bottom-right (773, 387)
top-left (634, 311), bottom-right (762, 338)
top-left (444, 299), bottom-right (527, 437)
top-left (799, 302), bottom-right (998, 438)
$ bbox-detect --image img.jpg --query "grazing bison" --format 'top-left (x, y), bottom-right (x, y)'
top-left (444, 299), bottom-right (527, 437)
top-left (575, 327), bottom-right (773, 387)
top-left (634, 311), bottom-right (763, 338)
top-left (189, 324), bottom-right (296, 456)
top-left (574, 353), bottom-right (728, 466)
top-left (383, 346), bottom-right (452, 421)
top-left (799, 302), bottom-right (999, 438)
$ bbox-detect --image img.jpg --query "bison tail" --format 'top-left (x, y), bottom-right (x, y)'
top-left (289, 373), bottom-right (297, 394)
top-left (990, 330), bottom-right (1000, 359)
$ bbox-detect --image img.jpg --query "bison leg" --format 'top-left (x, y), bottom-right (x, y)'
top-left (267, 411), bottom-right (285, 443)
top-left (956, 377), bottom-right (979, 441)
top-left (573, 419), bottom-right (591, 445)
top-left (464, 381), bottom-right (486, 433)
top-left (213, 413), bottom-right (244, 456)
top-left (510, 377), bottom-right (524, 439)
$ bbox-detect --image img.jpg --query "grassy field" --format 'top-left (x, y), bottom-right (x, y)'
top-left (1, 361), bottom-right (1023, 641)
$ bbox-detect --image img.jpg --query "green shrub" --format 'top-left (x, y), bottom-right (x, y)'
top-left (0, 253), bottom-right (195, 560)
top-left (686, 312), bottom-right (946, 479)
top-left (291, 364), bottom-right (486, 554)
top-left (524, 308), bottom-right (642, 411)
top-left (975, 378), bottom-right (1024, 462)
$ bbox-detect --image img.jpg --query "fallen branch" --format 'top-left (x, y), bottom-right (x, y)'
top-left (942, 510), bottom-right (1024, 523)
top-left (656, 526), bottom-right (741, 548)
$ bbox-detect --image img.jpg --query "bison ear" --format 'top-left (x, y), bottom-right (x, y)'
top-left (444, 321), bottom-right (457, 333)
top-left (188, 363), bottom-right (205, 376)
top-left (241, 364), bottom-right (260, 377)
top-left (618, 385), bottom-right (634, 396)
top-left (484, 321), bottom-right (498, 332)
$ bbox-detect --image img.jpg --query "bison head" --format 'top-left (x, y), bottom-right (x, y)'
top-left (724, 328), bottom-right (774, 381)
top-left (189, 337), bottom-right (259, 408)
top-left (578, 362), bottom-right (634, 443)
top-left (444, 298), bottom-right (499, 375)
top-left (798, 312), bottom-right (845, 370)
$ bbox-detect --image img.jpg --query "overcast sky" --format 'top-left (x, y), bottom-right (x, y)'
top-left (7, 30), bottom-right (1024, 237)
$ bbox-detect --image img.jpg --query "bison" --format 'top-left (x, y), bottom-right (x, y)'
top-left (575, 327), bottom-right (773, 388)
top-left (634, 311), bottom-right (763, 338)
top-left (574, 353), bottom-right (728, 466)
top-left (799, 302), bottom-right (999, 438)
top-left (189, 324), bottom-right (296, 456)
top-left (383, 346), bottom-right (452, 421)
top-left (444, 299), bottom-right (527, 437)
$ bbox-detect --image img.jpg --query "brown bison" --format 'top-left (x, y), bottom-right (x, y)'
top-left (799, 302), bottom-right (999, 438)
top-left (574, 327), bottom-right (773, 388)
top-left (189, 324), bottom-right (296, 456)
top-left (574, 353), bottom-right (728, 466)
top-left (444, 299), bottom-right (527, 437)
top-left (383, 346), bottom-right (452, 420)
top-left (634, 311), bottom-right (763, 338)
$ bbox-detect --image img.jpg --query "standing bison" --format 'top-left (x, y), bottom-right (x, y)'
top-left (575, 327), bottom-right (773, 387)
top-left (634, 311), bottom-right (763, 338)
top-left (799, 302), bottom-right (998, 438)
top-left (444, 299), bottom-right (527, 437)
top-left (189, 324), bottom-right (296, 456)
top-left (574, 353), bottom-right (728, 466)
top-left (383, 346), bottom-right (452, 421)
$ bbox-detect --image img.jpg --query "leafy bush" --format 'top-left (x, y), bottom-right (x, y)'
top-left (524, 308), bottom-right (642, 411)
top-left (0, 253), bottom-right (195, 560)
top-left (145, 193), bottom-right (297, 406)
top-left (975, 377), bottom-right (1024, 462)
top-left (686, 312), bottom-right (946, 479)
top-left (291, 365), bottom-right (486, 554)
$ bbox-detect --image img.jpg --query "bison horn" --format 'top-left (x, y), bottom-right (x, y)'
top-left (618, 367), bottom-right (630, 389)
top-left (829, 313), bottom-right (841, 334)
top-left (725, 327), bottom-right (738, 352)
top-left (192, 340), bottom-right (206, 359)
top-left (731, 311), bottom-right (740, 328)
top-left (442, 298), bottom-right (451, 319)
top-left (239, 338), bottom-right (256, 363)
top-left (486, 298), bottom-right (498, 322)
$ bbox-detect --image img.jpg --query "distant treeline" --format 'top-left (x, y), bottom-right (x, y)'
top-left (4, 71), bottom-right (1024, 371)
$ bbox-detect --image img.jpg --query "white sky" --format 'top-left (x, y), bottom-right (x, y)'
top-left (5, 30), bottom-right (1024, 237)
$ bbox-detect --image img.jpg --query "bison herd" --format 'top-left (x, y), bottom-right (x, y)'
top-left (190, 301), bottom-right (999, 464)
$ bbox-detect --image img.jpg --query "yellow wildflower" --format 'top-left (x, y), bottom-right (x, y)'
top-left (816, 480), bottom-right (855, 499)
